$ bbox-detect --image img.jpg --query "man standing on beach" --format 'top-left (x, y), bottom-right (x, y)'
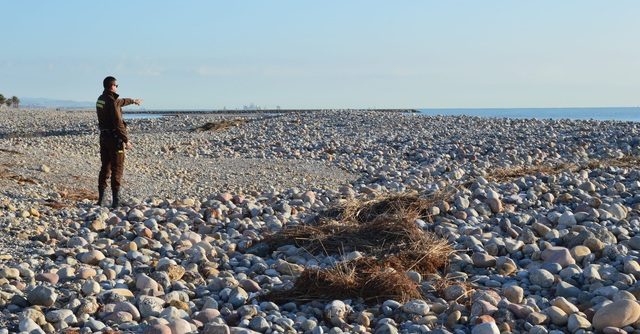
top-left (96, 76), bottom-right (142, 208)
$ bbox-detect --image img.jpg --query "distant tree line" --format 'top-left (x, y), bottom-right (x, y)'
top-left (0, 94), bottom-right (20, 108)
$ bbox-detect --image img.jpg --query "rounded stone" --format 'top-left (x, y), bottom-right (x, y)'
top-left (241, 279), bottom-right (261, 293)
top-left (443, 284), bottom-right (467, 301)
top-left (76, 267), bottom-right (98, 279)
top-left (249, 316), bottom-right (270, 333)
top-left (0, 267), bottom-right (20, 279)
top-left (402, 299), bottom-right (430, 315)
top-left (35, 272), bottom-right (59, 284)
top-left (485, 198), bottom-right (502, 213)
top-left (503, 285), bottom-right (524, 304)
top-left (57, 267), bottom-right (76, 280)
top-left (138, 295), bottom-right (165, 318)
top-left (81, 279), bottom-right (101, 296)
top-left (103, 311), bottom-right (134, 324)
top-left (143, 324), bottom-right (172, 334)
top-left (114, 301), bottom-right (141, 321)
top-left (471, 321), bottom-right (500, 334)
top-left (19, 318), bottom-right (42, 333)
top-left (592, 299), bottom-right (640, 331)
top-left (584, 237), bottom-right (605, 252)
top-left (546, 305), bottom-right (568, 326)
top-left (570, 245), bottom-right (591, 262)
top-left (203, 323), bottom-right (230, 334)
top-left (228, 287), bottom-right (249, 308)
top-left (541, 246), bottom-right (575, 268)
top-left (45, 309), bottom-right (77, 324)
top-left (628, 236), bottom-right (640, 251)
top-left (77, 250), bottom-right (105, 265)
top-left (27, 285), bottom-right (57, 307)
top-left (168, 318), bottom-right (192, 334)
top-left (472, 253), bottom-right (496, 268)
top-left (136, 273), bottom-right (159, 292)
top-left (567, 313), bottom-right (591, 333)
top-left (529, 268), bottom-right (555, 288)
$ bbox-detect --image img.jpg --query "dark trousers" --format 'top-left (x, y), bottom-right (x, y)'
top-left (98, 137), bottom-right (125, 191)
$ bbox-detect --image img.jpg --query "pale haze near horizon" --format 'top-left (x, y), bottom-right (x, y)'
top-left (2, 1), bottom-right (638, 110)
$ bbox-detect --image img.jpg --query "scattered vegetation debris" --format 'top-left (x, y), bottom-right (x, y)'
top-left (270, 256), bottom-right (424, 303)
top-left (59, 188), bottom-right (97, 201)
top-left (0, 148), bottom-right (22, 154)
top-left (488, 155), bottom-right (640, 184)
top-left (262, 192), bottom-right (454, 304)
top-left (489, 163), bottom-right (573, 183)
top-left (194, 119), bottom-right (248, 132)
top-left (0, 167), bottom-right (36, 184)
top-left (586, 155), bottom-right (640, 169)
top-left (43, 188), bottom-right (96, 209)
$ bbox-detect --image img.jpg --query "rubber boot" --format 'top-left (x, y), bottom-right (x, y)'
top-left (112, 189), bottom-right (120, 209)
top-left (96, 188), bottom-right (105, 206)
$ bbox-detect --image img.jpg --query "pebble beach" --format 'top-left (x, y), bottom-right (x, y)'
top-left (2, 107), bottom-right (640, 334)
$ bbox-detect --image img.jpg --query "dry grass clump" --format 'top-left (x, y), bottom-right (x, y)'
top-left (489, 155), bottom-right (640, 184)
top-left (59, 188), bottom-right (97, 201)
top-left (265, 193), bottom-right (441, 257)
top-left (262, 193), bottom-right (454, 304)
top-left (194, 119), bottom-right (248, 132)
top-left (340, 192), bottom-right (434, 225)
top-left (42, 187), bottom-right (97, 209)
top-left (586, 155), bottom-right (640, 169)
top-left (0, 167), bottom-right (36, 184)
top-left (490, 163), bottom-right (574, 183)
top-left (268, 257), bottom-right (423, 304)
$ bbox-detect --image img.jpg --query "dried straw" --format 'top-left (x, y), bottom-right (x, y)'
top-left (261, 192), bottom-right (454, 304)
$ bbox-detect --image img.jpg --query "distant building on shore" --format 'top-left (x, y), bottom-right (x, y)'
top-left (242, 103), bottom-right (280, 111)
top-left (243, 103), bottom-right (261, 111)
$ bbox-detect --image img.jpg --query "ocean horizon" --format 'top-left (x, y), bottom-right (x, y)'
top-left (122, 106), bottom-right (640, 122)
top-left (416, 107), bottom-right (640, 122)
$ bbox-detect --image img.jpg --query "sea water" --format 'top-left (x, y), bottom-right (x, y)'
top-left (123, 107), bottom-right (639, 122)
top-left (123, 113), bottom-right (168, 119)
top-left (416, 107), bottom-right (640, 122)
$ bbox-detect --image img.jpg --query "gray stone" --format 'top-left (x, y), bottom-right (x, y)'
top-left (228, 287), bottom-right (249, 308)
top-left (27, 285), bottom-right (57, 307)
top-left (45, 309), bottom-right (77, 324)
top-left (628, 236), bottom-right (640, 250)
top-left (114, 301), bottom-right (141, 321)
top-left (84, 319), bottom-right (107, 331)
top-left (471, 322), bottom-right (500, 334)
top-left (472, 253), bottom-right (496, 268)
top-left (138, 295), bottom-right (165, 318)
top-left (19, 318), bottom-right (42, 333)
top-left (249, 316), bottom-right (270, 332)
top-left (402, 299), bottom-right (430, 315)
top-left (143, 324), bottom-right (172, 334)
top-left (529, 268), bottom-right (554, 288)
top-left (203, 323), bottom-right (231, 334)
top-left (168, 318), bottom-right (192, 334)
top-left (541, 246), bottom-right (575, 268)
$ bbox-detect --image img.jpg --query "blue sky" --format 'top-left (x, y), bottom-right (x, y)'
top-left (2, 1), bottom-right (639, 110)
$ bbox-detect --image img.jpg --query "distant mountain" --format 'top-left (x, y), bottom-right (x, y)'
top-left (20, 97), bottom-right (93, 109)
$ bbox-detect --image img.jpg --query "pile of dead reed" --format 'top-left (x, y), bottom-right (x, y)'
top-left (262, 192), bottom-right (454, 304)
